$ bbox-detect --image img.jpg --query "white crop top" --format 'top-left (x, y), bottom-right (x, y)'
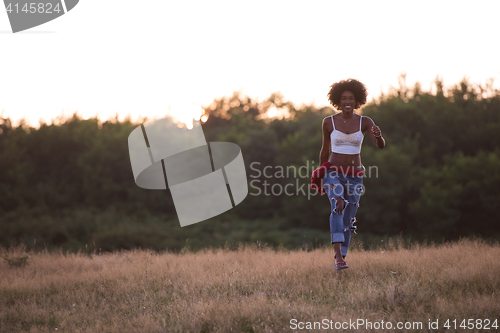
top-left (330, 115), bottom-right (364, 154)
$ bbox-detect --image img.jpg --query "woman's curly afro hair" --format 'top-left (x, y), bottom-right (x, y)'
top-left (327, 79), bottom-right (368, 110)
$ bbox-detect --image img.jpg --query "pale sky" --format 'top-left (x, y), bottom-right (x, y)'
top-left (1, 0), bottom-right (499, 127)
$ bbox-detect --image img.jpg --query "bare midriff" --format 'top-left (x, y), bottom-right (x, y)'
top-left (328, 152), bottom-right (362, 169)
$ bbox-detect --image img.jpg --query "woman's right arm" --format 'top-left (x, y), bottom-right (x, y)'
top-left (319, 118), bottom-right (331, 165)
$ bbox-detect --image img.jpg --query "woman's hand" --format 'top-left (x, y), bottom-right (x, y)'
top-left (335, 196), bottom-right (345, 215)
top-left (371, 125), bottom-right (381, 137)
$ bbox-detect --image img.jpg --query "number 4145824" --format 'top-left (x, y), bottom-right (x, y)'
top-left (5, 3), bottom-right (62, 14)
top-left (443, 319), bottom-right (498, 330)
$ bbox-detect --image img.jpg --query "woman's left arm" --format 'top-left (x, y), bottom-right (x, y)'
top-left (364, 116), bottom-right (385, 149)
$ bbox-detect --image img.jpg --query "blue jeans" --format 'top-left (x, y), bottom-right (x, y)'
top-left (323, 169), bottom-right (364, 257)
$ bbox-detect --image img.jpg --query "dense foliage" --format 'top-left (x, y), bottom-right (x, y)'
top-left (1, 77), bottom-right (499, 252)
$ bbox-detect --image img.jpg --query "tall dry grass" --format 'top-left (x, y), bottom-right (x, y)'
top-left (1, 239), bottom-right (499, 332)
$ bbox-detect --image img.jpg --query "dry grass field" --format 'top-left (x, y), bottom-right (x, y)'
top-left (1, 239), bottom-right (499, 332)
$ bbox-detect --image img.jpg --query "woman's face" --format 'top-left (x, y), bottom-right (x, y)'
top-left (340, 90), bottom-right (356, 112)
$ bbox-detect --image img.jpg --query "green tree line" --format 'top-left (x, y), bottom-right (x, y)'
top-left (1, 77), bottom-right (499, 252)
